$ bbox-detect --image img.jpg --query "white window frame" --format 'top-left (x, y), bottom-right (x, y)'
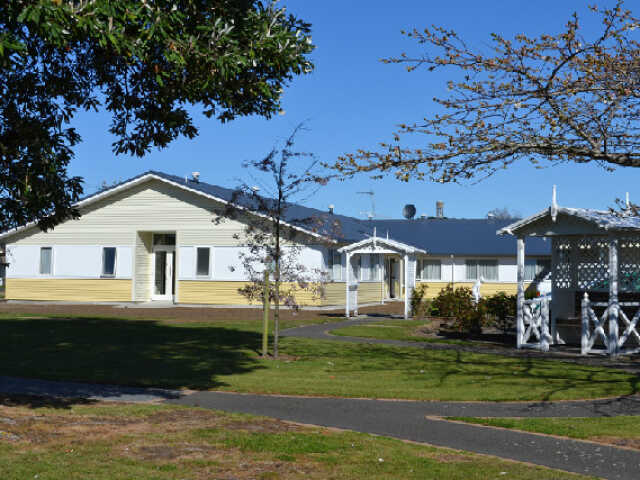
top-left (370, 254), bottom-right (381, 281)
top-left (360, 254), bottom-right (371, 281)
top-left (328, 248), bottom-right (342, 282)
top-left (38, 246), bottom-right (53, 276)
top-left (465, 259), bottom-right (499, 281)
top-left (524, 258), bottom-right (551, 282)
top-left (418, 259), bottom-right (442, 281)
top-left (194, 246), bottom-right (212, 279)
top-left (101, 246), bottom-right (117, 278)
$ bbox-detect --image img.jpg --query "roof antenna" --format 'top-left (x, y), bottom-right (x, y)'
top-left (551, 185), bottom-right (558, 223)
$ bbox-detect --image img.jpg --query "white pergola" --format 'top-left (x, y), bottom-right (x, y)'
top-left (500, 197), bottom-right (640, 357)
top-left (338, 235), bottom-right (425, 319)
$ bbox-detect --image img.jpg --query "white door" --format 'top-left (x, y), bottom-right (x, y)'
top-left (152, 249), bottom-right (174, 301)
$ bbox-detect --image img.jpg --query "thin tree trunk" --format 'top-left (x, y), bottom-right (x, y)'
top-left (274, 217), bottom-right (281, 359)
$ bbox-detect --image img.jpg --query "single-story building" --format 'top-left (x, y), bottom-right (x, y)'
top-left (0, 171), bottom-right (550, 308)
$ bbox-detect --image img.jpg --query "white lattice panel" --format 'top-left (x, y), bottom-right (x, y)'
top-left (552, 238), bottom-right (573, 290)
top-left (575, 238), bottom-right (609, 291)
top-left (619, 237), bottom-right (640, 293)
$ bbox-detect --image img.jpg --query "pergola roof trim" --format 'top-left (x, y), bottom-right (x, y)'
top-left (498, 207), bottom-right (640, 237)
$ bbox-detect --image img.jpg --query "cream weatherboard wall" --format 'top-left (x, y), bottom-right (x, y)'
top-left (3, 178), bottom-right (331, 304)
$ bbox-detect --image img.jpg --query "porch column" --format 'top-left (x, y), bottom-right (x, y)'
top-left (516, 236), bottom-right (525, 349)
top-left (608, 236), bottom-right (619, 356)
top-left (345, 251), bottom-right (351, 318)
top-left (404, 253), bottom-right (409, 319)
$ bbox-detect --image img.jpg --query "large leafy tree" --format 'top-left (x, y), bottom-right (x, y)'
top-left (333, 1), bottom-right (640, 183)
top-left (0, 0), bottom-right (313, 231)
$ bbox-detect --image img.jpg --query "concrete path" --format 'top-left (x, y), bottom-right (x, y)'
top-left (0, 376), bottom-right (182, 403)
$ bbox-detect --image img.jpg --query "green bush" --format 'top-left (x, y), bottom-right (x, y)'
top-left (410, 285), bottom-right (432, 319)
top-left (432, 285), bottom-right (485, 333)
top-left (483, 291), bottom-right (517, 335)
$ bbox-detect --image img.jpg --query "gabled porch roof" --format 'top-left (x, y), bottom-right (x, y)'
top-left (498, 207), bottom-right (640, 238)
top-left (338, 235), bottom-right (426, 255)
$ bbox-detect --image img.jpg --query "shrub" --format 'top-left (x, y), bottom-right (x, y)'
top-left (431, 285), bottom-right (486, 333)
top-left (483, 291), bottom-right (517, 335)
top-left (432, 285), bottom-right (474, 318)
top-left (410, 285), bottom-right (432, 319)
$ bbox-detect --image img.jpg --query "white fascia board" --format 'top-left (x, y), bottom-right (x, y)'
top-left (338, 237), bottom-right (426, 255)
top-left (0, 173), bottom-right (335, 244)
top-left (496, 208), bottom-right (551, 236)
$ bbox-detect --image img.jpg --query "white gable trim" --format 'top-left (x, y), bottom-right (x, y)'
top-left (0, 173), bottom-right (335, 243)
top-left (338, 236), bottom-right (425, 255)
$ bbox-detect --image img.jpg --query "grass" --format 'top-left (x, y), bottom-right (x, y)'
top-left (448, 416), bottom-right (640, 449)
top-left (330, 318), bottom-right (469, 345)
top-left (0, 312), bottom-right (637, 401)
top-left (0, 397), bottom-right (595, 479)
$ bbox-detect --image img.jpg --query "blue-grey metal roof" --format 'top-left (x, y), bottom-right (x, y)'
top-left (82, 171), bottom-right (551, 256)
top-left (366, 218), bottom-right (550, 256)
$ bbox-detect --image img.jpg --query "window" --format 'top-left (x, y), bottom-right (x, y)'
top-left (524, 259), bottom-right (551, 281)
top-left (153, 233), bottom-right (176, 246)
top-left (353, 255), bottom-right (361, 280)
top-left (371, 254), bottom-right (381, 281)
top-left (466, 259), bottom-right (498, 281)
top-left (328, 249), bottom-right (342, 281)
top-left (39, 247), bottom-right (52, 275)
top-left (196, 247), bottom-right (211, 277)
top-left (360, 254), bottom-right (371, 281)
top-left (102, 247), bottom-right (117, 277)
top-left (419, 259), bottom-right (441, 280)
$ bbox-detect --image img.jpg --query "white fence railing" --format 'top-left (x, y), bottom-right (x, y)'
top-left (581, 294), bottom-right (640, 356)
top-left (518, 297), bottom-right (551, 351)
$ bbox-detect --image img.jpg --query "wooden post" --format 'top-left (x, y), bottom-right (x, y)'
top-left (540, 298), bottom-right (550, 352)
top-left (404, 253), bottom-right (409, 319)
top-left (608, 236), bottom-right (619, 357)
top-left (516, 236), bottom-right (525, 349)
top-left (581, 292), bottom-right (589, 355)
top-left (262, 268), bottom-right (270, 357)
top-left (345, 252), bottom-right (350, 318)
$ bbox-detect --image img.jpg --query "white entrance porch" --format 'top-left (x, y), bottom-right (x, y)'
top-left (338, 233), bottom-right (424, 319)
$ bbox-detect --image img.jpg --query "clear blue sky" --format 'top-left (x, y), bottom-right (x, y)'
top-left (69, 0), bottom-right (638, 220)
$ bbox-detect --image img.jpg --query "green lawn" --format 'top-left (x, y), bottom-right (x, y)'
top-left (0, 399), bottom-right (594, 480)
top-left (0, 313), bottom-right (637, 401)
top-left (449, 416), bottom-right (640, 446)
top-left (330, 318), bottom-right (469, 345)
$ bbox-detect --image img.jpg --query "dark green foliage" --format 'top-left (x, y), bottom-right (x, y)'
top-left (410, 284), bottom-right (431, 319)
top-left (0, 1), bottom-right (313, 232)
top-left (483, 291), bottom-right (517, 336)
top-left (431, 285), bottom-right (484, 334)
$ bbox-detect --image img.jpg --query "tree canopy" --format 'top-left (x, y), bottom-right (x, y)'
top-left (0, 0), bottom-right (313, 232)
top-left (332, 1), bottom-right (640, 183)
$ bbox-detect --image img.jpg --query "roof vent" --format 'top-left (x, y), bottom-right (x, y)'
top-left (436, 201), bottom-right (444, 218)
top-left (328, 204), bottom-right (335, 214)
top-left (402, 204), bottom-right (416, 220)
top-left (191, 171), bottom-right (200, 183)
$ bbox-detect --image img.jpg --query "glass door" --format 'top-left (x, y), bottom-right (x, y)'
top-left (152, 250), bottom-right (174, 301)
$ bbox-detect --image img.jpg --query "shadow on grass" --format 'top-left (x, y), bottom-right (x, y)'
top-left (282, 338), bottom-right (640, 401)
top-left (0, 317), bottom-right (264, 391)
top-left (0, 393), bottom-right (97, 409)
